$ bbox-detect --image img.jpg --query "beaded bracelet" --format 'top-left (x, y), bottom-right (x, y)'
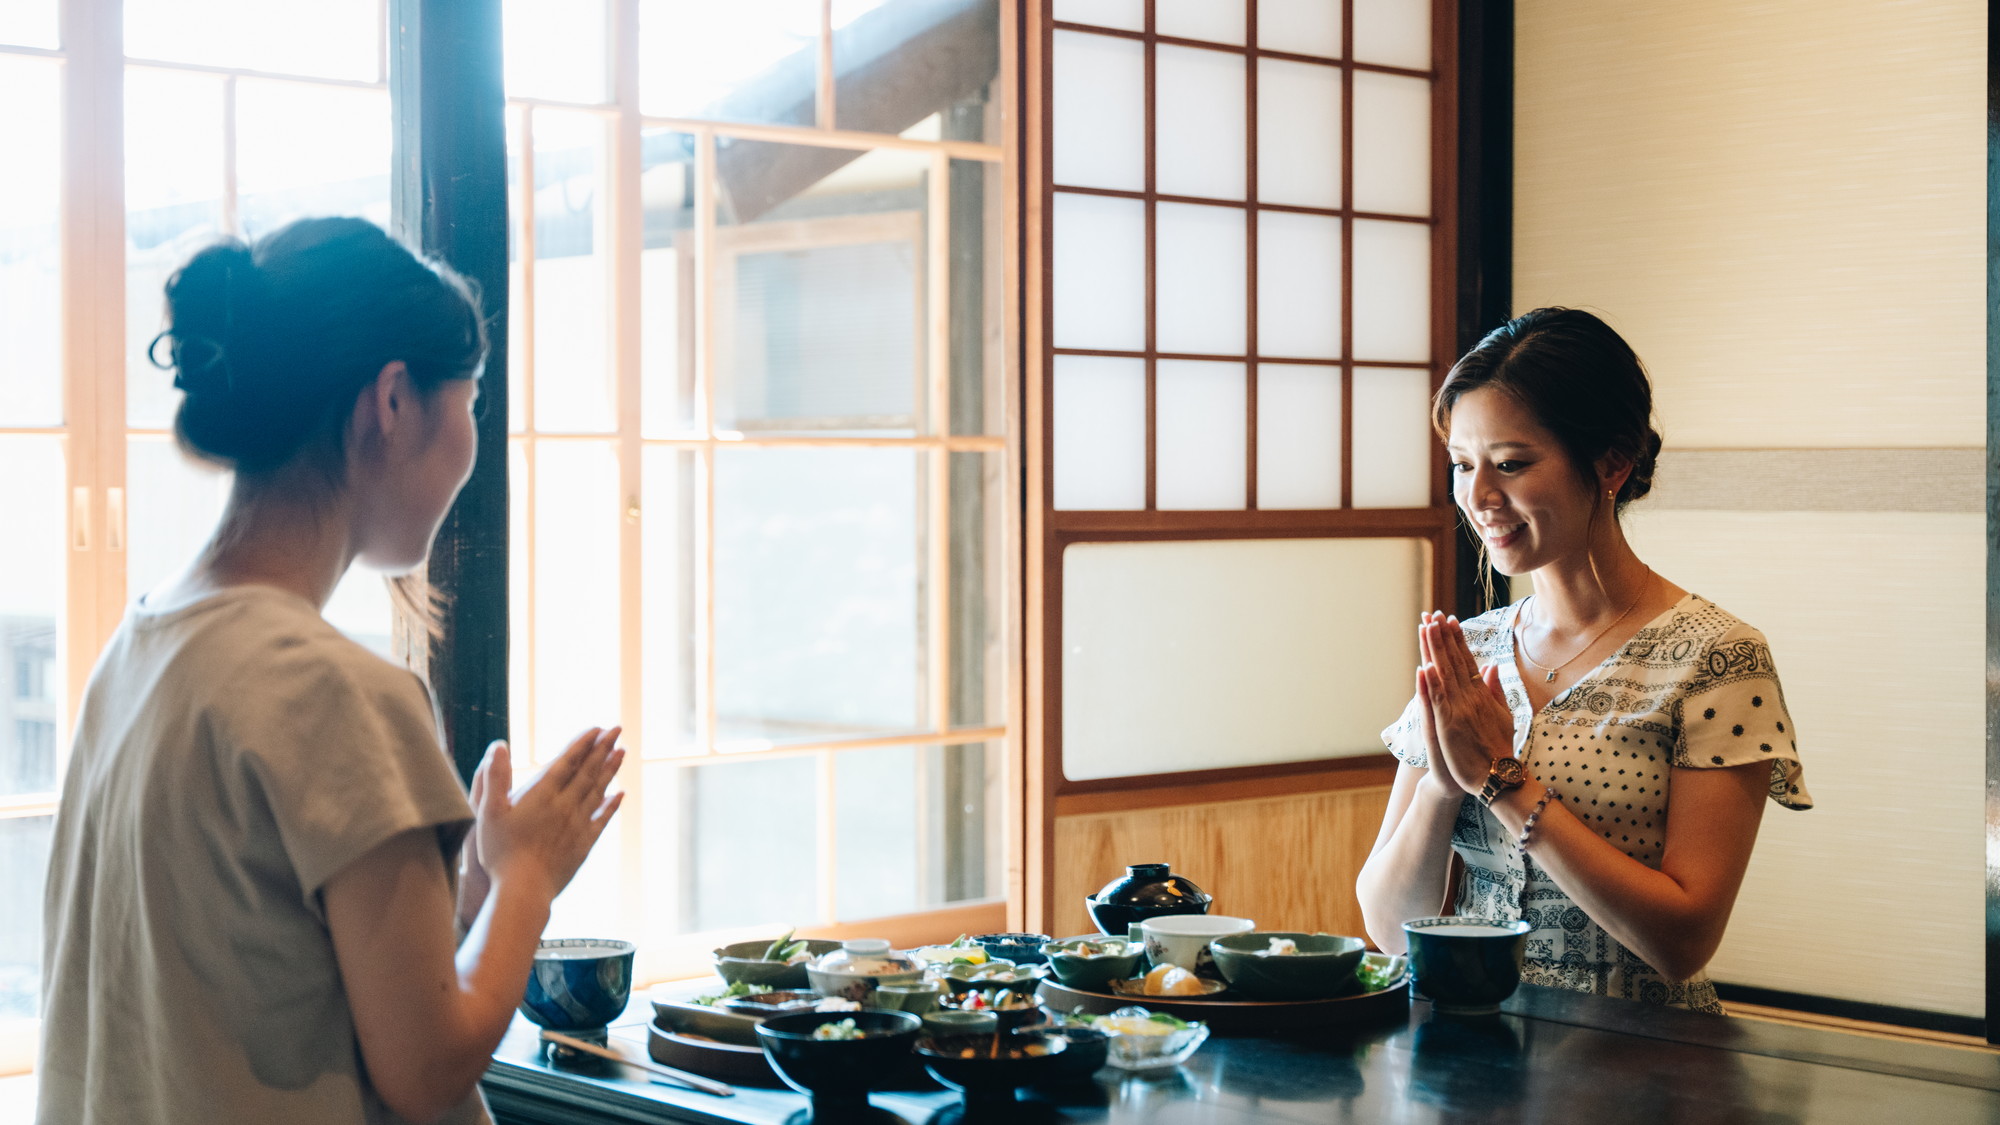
top-left (1515, 786), bottom-right (1560, 853)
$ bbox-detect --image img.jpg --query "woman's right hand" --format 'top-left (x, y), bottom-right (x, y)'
top-left (471, 727), bottom-right (625, 903)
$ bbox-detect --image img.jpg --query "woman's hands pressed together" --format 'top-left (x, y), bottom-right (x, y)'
top-left (471, 726), bottom-right (625, 904)
top-left (1416, 611), bottom-right (1520, 797)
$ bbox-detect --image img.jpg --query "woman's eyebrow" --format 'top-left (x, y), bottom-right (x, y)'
top-left (1446, 440), bottom-right (1537, 455)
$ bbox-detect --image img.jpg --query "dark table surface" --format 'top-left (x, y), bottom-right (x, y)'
top-left (482, 985), bottom-right (2000, 1125)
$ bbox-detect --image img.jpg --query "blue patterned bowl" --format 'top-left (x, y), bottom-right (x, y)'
top-left (520, 938), bottom-right (636, 1031)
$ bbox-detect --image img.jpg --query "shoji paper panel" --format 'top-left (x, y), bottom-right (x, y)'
top-left (1622, 509), bottom-right (1982, 1016)
top-left (1052, 192), bottom-right (1146, 351)
top-left (1156, 360), bottom-right (1246, 510)
top-left (1052, 30), bottom-right (1145, 191)
top-left (1257, 0), bottom-right (1340, 58)
top-left (1351, 219), bottom-right (1430, 362)
top-left (1350, 366), bottom-right (1432, 508)
top-left (1063, 538), bottom-right (1426, 780)
top-left (1155, 203), bottom-right (1247, 355)
top-left (1257, 211), bottom-right (1341, 359)
top-left (1256, 364), bottom-right (1341, 509)
top-left (1256, 58), bottom-right (1341, 209)
top-left (1352, 0), bottom-right (1430, 69)
top-left (1054, 355), bottom-right (1146, 509)
top-left (1054, 0), bottom-right (1143, 31)
top-left (1155, 45), bottom-right (1246, 200)
top-left (1351, 71), bottom-right (1430, 217)
top-left (1513, 0), bottom-right (1984, 447)
top-left (1156, 0), bottom-right (1244, 45)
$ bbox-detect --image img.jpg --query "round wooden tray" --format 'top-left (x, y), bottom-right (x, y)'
top-left (1035, 976), bottom-right (1410, 1036)
top-left (645, 1018), bottom-right (784, 1086)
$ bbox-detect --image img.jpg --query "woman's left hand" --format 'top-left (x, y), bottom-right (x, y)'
top-left (1418, 612), bottom-right (1519, 796)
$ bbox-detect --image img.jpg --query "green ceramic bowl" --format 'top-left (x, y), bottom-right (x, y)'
top-left (1207, 932), bottom-right (1366, 1000)
top-left (939, 959), bottom-right (1047, 996)
top-left (1044, 935), bottom-right (1145, 992)
top-left (713, 938), bottom-right (845, 989)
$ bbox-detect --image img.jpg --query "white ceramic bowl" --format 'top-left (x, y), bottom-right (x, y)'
top-left (1137, 915), bottom-right (1256, 976)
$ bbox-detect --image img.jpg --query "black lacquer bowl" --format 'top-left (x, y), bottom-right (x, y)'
top-left (755, 1010), bottom-right (922, 1116)
top-left (917, 1031), bottom-right (1070, 1104)
top-left (1401, 917), bottom-right (1532, 1015)
top-left (1084, 863), bottom-right (1213, 936)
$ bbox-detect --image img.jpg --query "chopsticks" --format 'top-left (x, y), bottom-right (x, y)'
top-left (539, 1030), bottom-right (736, 1097)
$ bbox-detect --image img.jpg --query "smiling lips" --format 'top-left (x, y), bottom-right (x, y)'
top-left (1480, 522), bottom-right (1524, 549)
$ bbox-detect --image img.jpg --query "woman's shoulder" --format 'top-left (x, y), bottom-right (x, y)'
top-left (1642, 594), bottom-right (1770, 649)
top-left (139, 585), bottom-right (426, 713)
top-left (1458, 602), bottom-right (1522, 661)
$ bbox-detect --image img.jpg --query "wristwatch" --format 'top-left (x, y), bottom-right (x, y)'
top-left (1479, 756), bottom-right (1527, 807)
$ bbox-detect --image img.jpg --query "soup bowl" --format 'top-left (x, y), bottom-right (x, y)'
top-left (1207, 932), bottom-right (1367, 1000)
top-left (754, 1010), bottom-right (922, 1116)
top-left (519, 938), bottom-right (636, 1032)
top-left (1138, 915), bottom-right (1255, 978)
top-left (1401, 916), bottom-right (1533, 1015)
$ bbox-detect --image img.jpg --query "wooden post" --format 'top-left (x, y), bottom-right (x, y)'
top-left (389, 0), bottom-right (511, 784)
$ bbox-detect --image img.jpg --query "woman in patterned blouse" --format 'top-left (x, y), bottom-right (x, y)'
top-left (1354, 308), bottom-right (1810, 1012)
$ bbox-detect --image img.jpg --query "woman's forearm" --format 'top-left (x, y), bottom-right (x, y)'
top-left (1356, 770), bottom-right (1464, 954)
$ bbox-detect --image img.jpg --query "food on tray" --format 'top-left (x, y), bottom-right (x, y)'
top-left (938, 1041), bottom-right (1052, 1059)
top-left (962, 962), bottom-right (1039, 984)
top-left (912, 934), bottom-right (988, 966)
top-left (1064, 939), bottom-right (1130, 958)
top-left (1259, 937), bottom-right (1301, 956)
top-left (759, 928), bottom-right (813, 964)
top-left (1092, 1012), bottom-right (1185, 1037)
top-left (1084, 1007), bottom-right (1209, 1071)
top-left (811, 1018), bottom-right (867, 1040)
top-left (692, 980), bottom-right (782, 1006)
top-left (1140, 963), bottom-right (1208, 996)
top-left (946, 989), bottom-right (1037, 1011)
top-left (1355, 958), bottom-right (1401, 993)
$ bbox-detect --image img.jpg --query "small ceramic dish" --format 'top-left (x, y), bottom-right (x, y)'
top-left (970, 932), bottom-right (1053, 965)
top-left (938, 990), bottom-right (1044, 1030)
top-left (716, 989), bottom-right (824, 1018)
top-left (1044, 936), bottom-right (1145, 992)
top-left (871, 980), bottom-right (945, 1014)
top-left (923, 1009), bottom-right (1000, 1036)
top-left (1207, 931), bottom-right (1368, 1001)
top-left (712, 938), bottom-right (845, 990)
top-left (806, 939), bottom-right (925, 1004)
top-left (1107, 974), bottom-right (1228, 1000)
top-left (940, 960), bottom-right (1048, 995)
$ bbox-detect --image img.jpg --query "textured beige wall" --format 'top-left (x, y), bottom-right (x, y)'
top-left (1514, 1), bottom-right (1987, 1015)
top-left (1514, 0), bottom-right (1985, 449)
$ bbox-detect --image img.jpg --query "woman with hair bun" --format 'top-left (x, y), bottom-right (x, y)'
top-left (1355, 307), bottom-right (1811, 1012)
top-left (40, 217), bottom-right (622, 1123)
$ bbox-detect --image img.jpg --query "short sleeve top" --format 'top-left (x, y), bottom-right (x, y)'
top-left (40, 586), bottom-right (489, 1125)
top-left (1380, 593), bottom-right (1809, 1009)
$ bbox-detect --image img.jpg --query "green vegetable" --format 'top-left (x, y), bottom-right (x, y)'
top-left (1355, 960), bottom-right (1400, 993)
top-left (692, 980), bottom-right (779, 1007)
top-left (760, 928), bottom-right (797, 962)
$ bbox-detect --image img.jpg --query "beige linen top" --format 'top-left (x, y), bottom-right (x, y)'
top-left (1383, 593), bottom-right (1811, 1012)
top-left (39, 586), bottom-right (488, 1125)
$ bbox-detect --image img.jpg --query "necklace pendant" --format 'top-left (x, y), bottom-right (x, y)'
top-left (1545, 670), bottom-right (1557, 683)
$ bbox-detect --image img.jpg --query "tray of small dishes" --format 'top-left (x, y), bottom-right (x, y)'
top-left (1033, 932), bottom-right (1409, 1036)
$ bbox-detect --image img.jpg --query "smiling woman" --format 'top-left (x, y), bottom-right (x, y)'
top-left (1356, 308), bottom-right (1812, 1012)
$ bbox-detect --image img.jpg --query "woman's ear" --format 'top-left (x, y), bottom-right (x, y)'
top-left (349, 361), bottom-right (413, 451)
top-left (1595, 449), bottom-right (1634, 500)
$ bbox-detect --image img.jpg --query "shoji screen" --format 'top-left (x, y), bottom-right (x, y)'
top-left (1040, 0), bottom-right (1454, 783)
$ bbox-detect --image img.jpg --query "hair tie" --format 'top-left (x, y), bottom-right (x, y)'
top-left (150, 331), bottom-right (235, 396)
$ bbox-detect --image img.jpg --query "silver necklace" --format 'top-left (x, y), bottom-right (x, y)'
top-left (1515, 574), bottom-right (1652, 683)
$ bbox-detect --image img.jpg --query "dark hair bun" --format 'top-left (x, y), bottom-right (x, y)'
top-left (154, 218), bottom-right (486, 475)
top-left (1621, 427), bottom-right (1663, 504)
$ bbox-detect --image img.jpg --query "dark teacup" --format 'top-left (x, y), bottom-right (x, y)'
top-left (520, 938), bottom-right (636, 1032)
top-left (1401, 917), bottom-right (1531, 1015)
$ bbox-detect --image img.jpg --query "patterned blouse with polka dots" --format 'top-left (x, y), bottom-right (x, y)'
top-left (1382, 592), bottom-right (1811, 1013)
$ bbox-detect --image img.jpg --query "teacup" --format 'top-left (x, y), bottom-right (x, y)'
top-left (1401, 916), bottom-right (1532, 1015)
top-left (519, 938), bottom-right (636, 1032)
top-left (1137, 915), bottom-right (1255, 979)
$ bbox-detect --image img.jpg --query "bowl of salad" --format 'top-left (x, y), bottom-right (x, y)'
top-left (1207, 931), bottom-right (1367, 1000)
top-left (754, 1010), bottom-right (923, 1115)
top-left (1044, 935), bottom-right (1145, 991)
top-left (938, 959), bottom-right (1048, 996)
top-left (713, 929), bottom-right (844, 990)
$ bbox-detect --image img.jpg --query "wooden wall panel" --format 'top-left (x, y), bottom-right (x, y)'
top-left (1050, 786), bottom-right (1391, 942)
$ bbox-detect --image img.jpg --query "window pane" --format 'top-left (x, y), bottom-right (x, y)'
top-left (947, 454), bottom-right (1002, 728)
top-left (1351, 219), bottom-right (1430, 362)
top-left (235, 80), bottom-right (391, 240)
top-left (1352, 71), bottom-right (1431, 217)
top-left (713, 448), bottom-right (922, 747)
top-left (0, 59), bottom-right (62, 427)
top-left (125, 437), bottom-right (229, 605)
top-left (640, 447), bottom-right (699, 758)
top-left (1256, 364), bottom-right (1341, 509)
top-left (676, 755), bottom-right (820, 932)
top-left (530, 110), bottom-right (612, 433)
top-left (834, 0), bottom-right (998, 143)
top-left (715, 141), bottom-right (929, 435)
top-left (0, 437), bottom-right (64, 798)
top-left (1350, 366), bottom-right (1432, 508)
top-left (1155, 46), bottom-right (1246, 201)
top-left (835, 742), bottom-right (993, 919)
top-left (639, 0), bottom-right (818, 123)
top-left (1256, 58), bottom-right (1341, 210)
top-left (1155, 202), bottom-right (1246, 356)
top-left (126, 67), bottom-right (225, 429)
top-left (507, 107), bottom-right (528, 437)
top-left (1257, 0), bottom-right (1341, 58)
top-left (1053, 0), bottom-right (1143, 32)
top-left (640, 130), bottom-right (697, 438)
top-left (1353, 0), bottom-right (1430, 70)
top-left (0, 3), bottom-right (56, 49)
top-left (529, 441), bottom-right (622, 762)
top-left (322, 571), bottom-right (394, 661)
top-left (0, 816), bottom-right (53, 1019)
top-left (504, 0), bottom-right (608, 104)
top-left (1156, 0), bottom-right (1244, 46)
top-left (125, 0), bottom-right (380, 82)
top-left (1052, 30), bottom-right (1144, 191)
top-left (1256, 210), bottom-right (1342, 360)
top-left (1051, 192), bottom-right (1145, 352)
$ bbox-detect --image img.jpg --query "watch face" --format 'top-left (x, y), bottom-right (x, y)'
top-left (1492, 757), bottom-right (1526, 785)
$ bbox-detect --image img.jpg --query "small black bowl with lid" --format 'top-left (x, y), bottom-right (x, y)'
top-left (1084, 863), bottom-right (1213, 936)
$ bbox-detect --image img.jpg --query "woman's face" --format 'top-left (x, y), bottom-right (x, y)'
top-left (1444, 385), bottom-right (1601, 577)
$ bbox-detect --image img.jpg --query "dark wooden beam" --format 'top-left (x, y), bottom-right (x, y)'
top-left (1452, 0), bottom-right (1511, 618)
top-left (389, 0), bottom-right (510, 784)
